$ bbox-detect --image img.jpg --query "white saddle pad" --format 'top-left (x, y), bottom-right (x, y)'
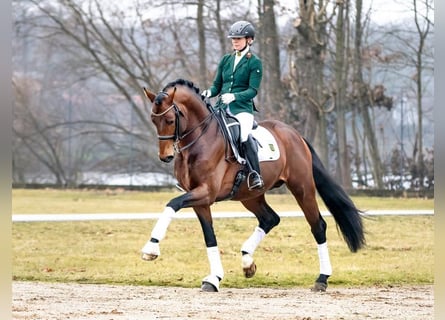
top-left (251, 126), bottom-right (280, 162)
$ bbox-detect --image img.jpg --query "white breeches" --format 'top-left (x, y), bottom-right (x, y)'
top-left (226, 109), bottom-right (254, 142)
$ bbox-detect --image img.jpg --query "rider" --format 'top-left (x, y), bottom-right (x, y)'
top-left (202, 20), bottom-right (264, 190)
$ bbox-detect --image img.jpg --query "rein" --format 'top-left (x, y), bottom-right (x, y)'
top-left (151, 93), bottom-right (215, 153)
top-left (176, 111), bottom-right (214, 153)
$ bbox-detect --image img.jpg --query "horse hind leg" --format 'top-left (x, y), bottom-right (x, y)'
top-left (240, 227), bottom-right (263, 278)
top-left (310, 215), bottom-right (332, 292)
top-left (194, 206), bottom-right (225, 292)
top-left (287, 181), bottom-right (332, 292)
top-left (240, 196), bottom-right (281, 278)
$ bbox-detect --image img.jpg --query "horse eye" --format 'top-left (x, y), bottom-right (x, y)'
top-left (166, 119), bottom-right (175, 125)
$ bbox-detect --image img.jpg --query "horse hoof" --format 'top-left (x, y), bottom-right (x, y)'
top-left (201, 281), bottom-right (218, 292)
top-left (141, 253), bottom-right (158, 261)
top-left (311, 281), bottom-right (327, 292)
top-left (241, 254), bottom-right (256, 278)
top-left (243, 262), bottom-right (257, 278)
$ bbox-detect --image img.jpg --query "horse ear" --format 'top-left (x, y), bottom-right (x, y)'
top-left (143, 87), bottom-right (156, 102)
top-left (168, 87), bottom-right (184, 116)
top-left (170, 87), bottom-right (177, 101)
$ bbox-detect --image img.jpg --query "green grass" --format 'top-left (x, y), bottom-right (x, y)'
top-left (12, 189), bottom-right (434, 288)
top-left (12, 188), bottom-right (434, 214)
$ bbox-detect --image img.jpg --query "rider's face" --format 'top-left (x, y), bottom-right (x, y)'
top-left (231, 37), bottom-right (248, 51)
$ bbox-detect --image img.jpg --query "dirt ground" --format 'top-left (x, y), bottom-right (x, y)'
top-left (12, 281), bottom-right (433, 320)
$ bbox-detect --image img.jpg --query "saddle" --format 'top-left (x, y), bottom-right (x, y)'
top-left (205, 103), bottom-right (280, 200)
top-left (213, 107), bottom-right (258, 164)
top-left (212, 107), bottom-right (279, 163)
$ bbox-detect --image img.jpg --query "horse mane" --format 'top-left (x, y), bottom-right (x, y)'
top-left (155, 78), bottom-right (206, 106)
top-left (162, 78), bottom-right (201, 96)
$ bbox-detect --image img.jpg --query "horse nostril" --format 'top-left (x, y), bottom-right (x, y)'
top-left (160, 155), bottom-right (174, 163)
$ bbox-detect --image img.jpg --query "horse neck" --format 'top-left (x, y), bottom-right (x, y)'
top-left (183, 97), bottom-right (210, 125)
top-left (177, 96), bottom-right (225, 155)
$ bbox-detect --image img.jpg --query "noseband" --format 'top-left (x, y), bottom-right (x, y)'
top-left (151, 90), bottom-right (214, 153)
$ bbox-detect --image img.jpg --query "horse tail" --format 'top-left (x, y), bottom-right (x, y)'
top-left (303, 138), bottom-right (365, 252)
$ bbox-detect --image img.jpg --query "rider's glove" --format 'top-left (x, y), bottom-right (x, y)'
top-left (201, 89), bottom-right (212, 98)
top-left (221, 93), bottom-right (235, 104)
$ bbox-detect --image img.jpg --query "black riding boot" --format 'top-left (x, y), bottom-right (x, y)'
top-left (241, 135), bottom-right (264, 190)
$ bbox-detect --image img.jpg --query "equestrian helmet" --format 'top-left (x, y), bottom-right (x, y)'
top-left (227, 21), bottom-right (255, 39)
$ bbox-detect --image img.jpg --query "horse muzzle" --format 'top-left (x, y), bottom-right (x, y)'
top-left (160, 155), bottom-right (174, 163)
top-left (158, 143), bottom-right (175, 163)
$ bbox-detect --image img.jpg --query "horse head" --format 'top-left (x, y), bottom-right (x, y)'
top-left (144, 79), bottom-right (215, 164)
top-left (143, 86), bottom-right (180, 163)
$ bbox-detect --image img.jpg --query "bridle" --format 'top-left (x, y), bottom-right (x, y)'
top-left (151, 100), bottom-right (182, 142)
top-left (151, 91), bottom-right (214, 153)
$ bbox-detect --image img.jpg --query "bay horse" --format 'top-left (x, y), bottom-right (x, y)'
top-left (141, 79), bottom-right (365, 292)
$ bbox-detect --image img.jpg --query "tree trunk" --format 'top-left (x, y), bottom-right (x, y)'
top-left (257, 0), bottom-right (283, 113)
top-left (215, 0), bottom-right (226, 55)
top-left (353, 0), bottom-right (384, 189)
top-left (197, 0), bottom-right (206, 87)
top-left (413, 0), bottom-right (431, 190)
top-left (288, 0), bottom-right (330, 165)
top-left (334, 1), bottom-right (352, 188)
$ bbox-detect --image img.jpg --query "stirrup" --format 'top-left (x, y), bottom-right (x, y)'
top-left (247, 171), bottom-right (264, 190)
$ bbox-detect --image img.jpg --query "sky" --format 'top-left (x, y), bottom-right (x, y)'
top-left (364, 0), bottom-right (417, 25)
top-left (277, 0), bottom-right (423, 26)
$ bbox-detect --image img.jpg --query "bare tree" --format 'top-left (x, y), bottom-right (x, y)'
top-left (333, 0), bottom-right (352, 188)
top-left (12, 0), bottom-right (175, 184)
top-left (13, 0), bottom-right (433, 191)
top-left (197, 0), bottom-right (207, 87)
top-left (353, 0), bottom-right (384, 189)
top-left (287, 0), bottom-right (335, 165)
top-left (360, 0), bottom-right (434, 190)
top-left (411, 0), bottom-right (433, 189)
top-left (257, 0), bottom-right (285, 114)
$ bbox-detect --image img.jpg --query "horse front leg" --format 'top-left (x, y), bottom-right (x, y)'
top-left (141, 187), bottom-right (224, 292)
top-left (141, 207), bottom-right (174, 261)
top-left (141, 192), bottom-right (195, 261)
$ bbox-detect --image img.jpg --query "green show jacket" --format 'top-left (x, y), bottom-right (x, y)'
top-left (209, 50), bottom-right (262, 115)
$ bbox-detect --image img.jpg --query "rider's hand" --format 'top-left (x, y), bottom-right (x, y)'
top-left (221, 93), bottom-right (235, 104)
top-left (201, 89), bottom-right (211, 98)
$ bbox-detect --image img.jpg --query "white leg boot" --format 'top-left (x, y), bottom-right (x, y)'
top-left (141, 207), bottom-right (175, 260)
top-left (202, 246), bottom-right (224, 292)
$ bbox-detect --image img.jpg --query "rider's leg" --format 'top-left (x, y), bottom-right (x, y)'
top-left (234, 112), bottom-right (263, 190)
top-left (241, 135), bottom-right (264, 190)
